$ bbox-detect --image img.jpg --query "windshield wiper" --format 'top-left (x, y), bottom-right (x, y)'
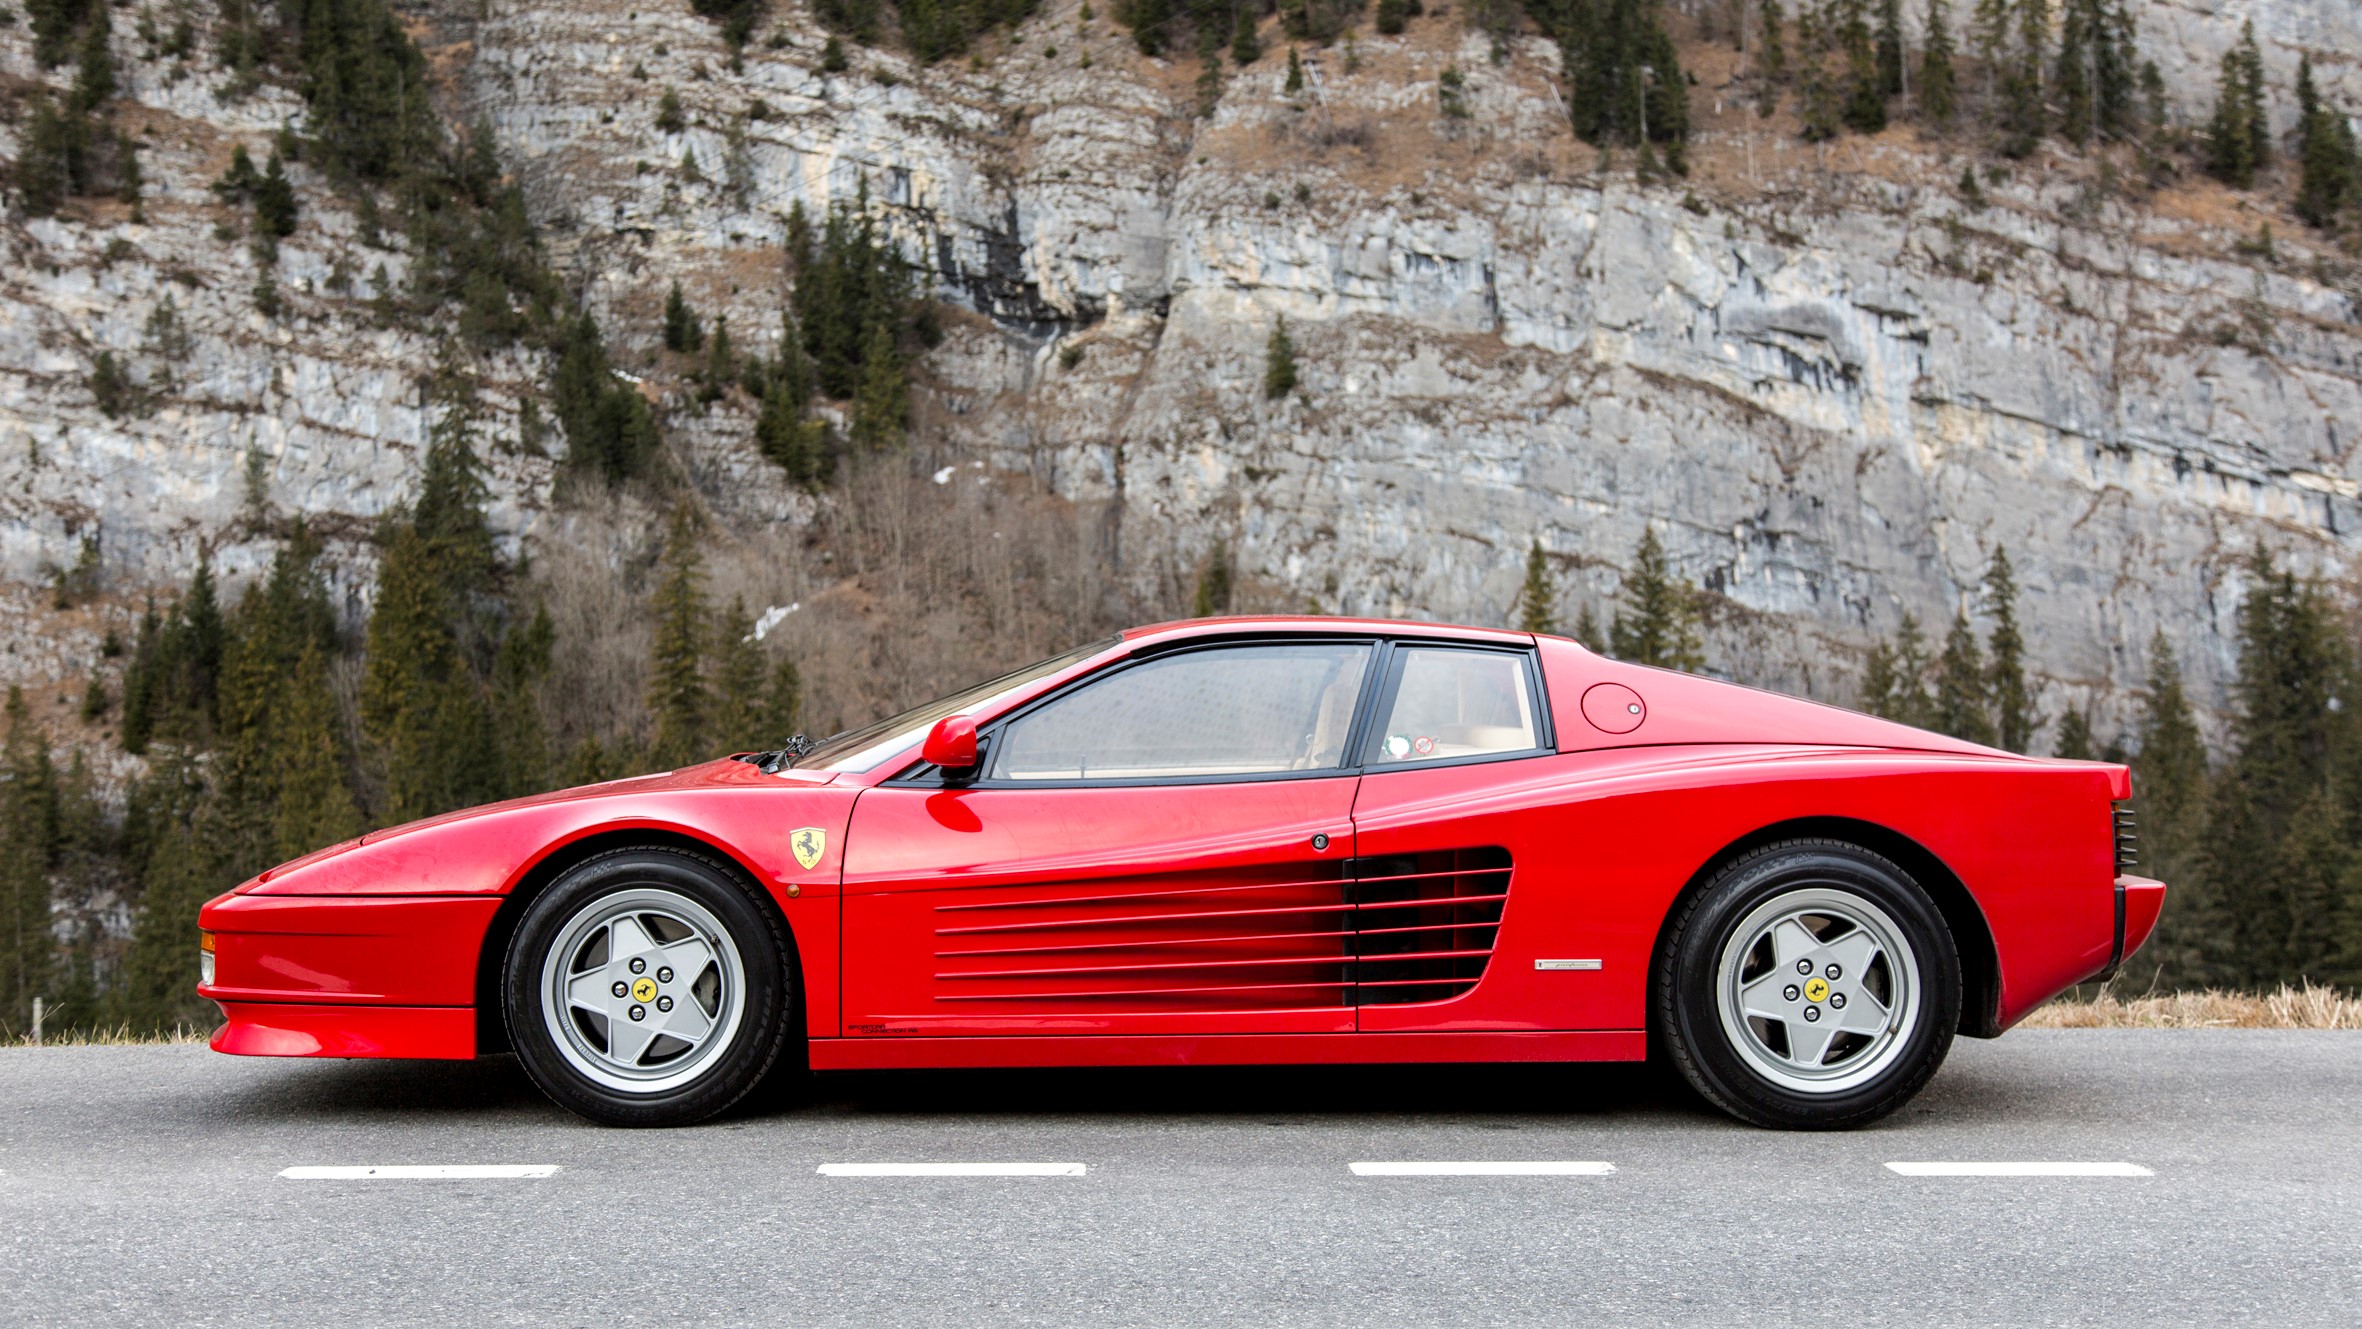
top-left (734, 734), bottom-right (817, 774)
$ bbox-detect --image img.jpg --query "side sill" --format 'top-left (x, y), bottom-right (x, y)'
top-left (808, 1029), bottom-right (1645, 1072)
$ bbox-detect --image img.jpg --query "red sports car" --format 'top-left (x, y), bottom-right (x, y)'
top-left (198, 618), bottom-right (2164, 1129)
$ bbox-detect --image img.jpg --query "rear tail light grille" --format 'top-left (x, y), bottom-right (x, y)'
top-left (2114, 803), bottom-right (2138, 873)
top-left (930, 848), bottom-right (1511, 1010)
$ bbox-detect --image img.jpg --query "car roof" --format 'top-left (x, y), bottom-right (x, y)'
top-left (1121, 616), bottom-right (1537, 648)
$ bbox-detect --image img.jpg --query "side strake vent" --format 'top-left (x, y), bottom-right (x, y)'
top-left (930, 848), bottom-right (1512, 1011)
top-left (1349, 848), bottom-right (1512, 1005)
top-left (2114, 803), bottom-right (2139, 873)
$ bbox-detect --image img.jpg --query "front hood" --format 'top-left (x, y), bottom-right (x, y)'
top-left (242, 757), bottom-right (849, 897)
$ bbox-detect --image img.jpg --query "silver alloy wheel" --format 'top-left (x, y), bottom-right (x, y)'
top-left (1714, 886), bottom-right (1922, 1095)
top-left (538, 887), bottom-right (748, 1095)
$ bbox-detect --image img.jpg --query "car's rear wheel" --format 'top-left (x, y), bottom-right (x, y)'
top-left (1656, 840), bottom-right (1960, 1129)
top-left (505, 847), bottom-right (794, 1127)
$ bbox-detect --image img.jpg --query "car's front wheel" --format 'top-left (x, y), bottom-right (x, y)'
top-left (505, 847), bottom-right (794, 1126)
top-left (1656, 840), bottom-right (1960, 1129)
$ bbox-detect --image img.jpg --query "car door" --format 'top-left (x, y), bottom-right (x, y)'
top-left (1344, 642), bottom-right (1582, 1032)
top-left (840, 639), bottom-right (1377, 1037)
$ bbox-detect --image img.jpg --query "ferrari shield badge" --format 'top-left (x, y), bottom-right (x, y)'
top-left (790, 827), bottom-right (827, 870)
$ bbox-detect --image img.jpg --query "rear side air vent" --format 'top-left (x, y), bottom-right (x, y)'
top-left (928, 849), bottom-right (1513, 1011)
top-left (2114, 803), bottom-right (2138, 873)
top-left (1347, 847), bottom-right (1512, 1005)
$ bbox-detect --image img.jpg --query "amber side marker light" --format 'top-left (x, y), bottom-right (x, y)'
top-left (199, 930), bottom-right (216, 987)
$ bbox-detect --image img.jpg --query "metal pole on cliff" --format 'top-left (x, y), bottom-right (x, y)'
top-left (30, 996), bottom-right (43, 1046)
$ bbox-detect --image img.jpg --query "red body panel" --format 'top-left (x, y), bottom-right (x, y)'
top-left (197, 617), bottom-right (2153, 1074)
top-left (840, 781), bottom-right (1360, 1036)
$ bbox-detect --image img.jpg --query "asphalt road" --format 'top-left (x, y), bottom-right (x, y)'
top-left (0, 1031), bottom-right (2355, 1328)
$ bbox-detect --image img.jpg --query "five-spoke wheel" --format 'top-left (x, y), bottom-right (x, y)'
top-left (506, 848), bottom-right (794, 1126)
top-left (1658, 840), bottom-right (1960, 1129)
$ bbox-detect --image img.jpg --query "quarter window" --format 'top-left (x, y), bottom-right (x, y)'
top-left (1364, 648), bottom-right (1541, 765)
top-left (987, 643), bottom-right (1374, 781)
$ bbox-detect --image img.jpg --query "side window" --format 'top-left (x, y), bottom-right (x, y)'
top-left (987, 643), bottom-right (1374, 781)
top-left (1363, 648), bottom-right (1542, 766)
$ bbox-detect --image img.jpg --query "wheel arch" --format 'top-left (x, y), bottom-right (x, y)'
top-left (1652, 816), bottom-right (2002, 1040)
top-left (473, 827), bottom-right (807, 1055)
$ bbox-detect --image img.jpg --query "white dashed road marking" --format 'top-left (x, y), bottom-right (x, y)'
top-left (1885, 1161), bottom-right (2153, 1177)
top-left (279, 1165), bottom-right (561, 1180)
top-left (817, 1162), bottom-right (1087, 1177)
top-left (1349, 1161), bottom-right (1617, 1176)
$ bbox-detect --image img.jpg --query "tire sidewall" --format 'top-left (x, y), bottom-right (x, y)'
top-left (1663, 843), bottom-right (1960, 1129)
top-left (505, 849), bottom-right (793, 1127)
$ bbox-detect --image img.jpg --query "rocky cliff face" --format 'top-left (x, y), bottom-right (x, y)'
top-left (6, 0), bottom-right (2361, 746)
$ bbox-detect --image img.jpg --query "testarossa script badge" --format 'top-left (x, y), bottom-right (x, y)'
top-left (790, 827), bottom-right (827, 870)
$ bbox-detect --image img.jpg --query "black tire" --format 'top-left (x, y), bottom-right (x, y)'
top-left (1655, 839), bottom-right (1960, 1130)
top-left (504, 847), bottom-right (796, 1127)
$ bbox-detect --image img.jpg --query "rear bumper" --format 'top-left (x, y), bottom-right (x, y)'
top-left (2098, 874), bottom-right (2168, 981)
top-left (210, 1002), bottom-right (476, 1059)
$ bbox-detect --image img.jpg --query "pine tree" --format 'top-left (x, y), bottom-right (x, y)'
top-left (361, 401), bottom-right (506, 824)
top-left (664, 279), bottom-right (705, 354)
top-left (1931, 610), bottom-right (1995, 744)
top-left (1840, 0), bottom-right (1887, 133)
top-left (1874, 0), bottom-right (1905, 98)
top-left (1264, 318), bottom-right (1298, 398)
top-left (555, 311), bottom-right (661, 483)
top-left (2132, 632), bottom-right (2205, 879)
top-left (15, 95), bottom-right (90, 218)
top-left (255, 151), bottom-right (299, 239)
top-left (1194, 546), bottom-right (1235, 617)
top-left (1859, 613), bottom-right (1935, 728)
top-left (769, 655), bottom-right (807, 737)
top-left (2055, 0), bottom-right (2094, 145)
top-left (1968, 0), bottom-right (2009, 96)
top-left (491, 602), bottom-right (554, 798)
top-left (1376, 0), bottom-right (1408, 35)
top-left (1984, 547), bottom-right (2035, 752)
top-left (1573, 604), bottom-right (1603, 652)
top-left (269, 638), bottom-right (364, 862)
top-left (2295, 55), bottom-right (2359, 227)
top-left (0, 687), bottom-right (61, 1034)
top-left (1755, 0), bottom-right (1790, 114)
top-left (647, 504), bottom-right (713, 769)
top-left (1232, 4), bottom-right (1262, 65)
top-left (848, 321), bottom-right (907, 450)
top-left (2052, 707), bottom-right (2095, 760)
top-left (2094, 0), bottom-right (2138, 139)
top-left (2204, 547), bottom-right (2350, 987)
top-left (1796, 1), bottom-right (1841, 143)
top-left (1564, 0), bottom-right (1692, 153)
top-left (28, 0), bottom-right (88, 68)
top-left (70, 0), bottom-right (113, 113)
top-left (1285, 46), bottom-right (1305, 97)
top-left (1517, 540), bottom-right (1557, 634)
top-left (1609, 527), bottom-right (1706, 671)
top-left (701, 313), bottom-right (737, 402)
top-left (1996, 0), bottom-right (2048, 154)
top-left (711, 598), bottom-right (772, 751)
top-left (2207, 21), bottom-right (2266, 187)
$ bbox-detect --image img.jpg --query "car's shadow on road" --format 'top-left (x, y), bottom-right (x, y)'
top-left (218, 1046), bottom-right (2044, 1132)
top-left (799, 1060), bottom-right (1721, 1124)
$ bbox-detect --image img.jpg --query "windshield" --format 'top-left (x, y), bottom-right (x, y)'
top-left (793, 637), bottom-right (1122, 773)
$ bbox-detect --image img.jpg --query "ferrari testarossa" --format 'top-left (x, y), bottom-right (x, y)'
top-left (198, 617), bottom-right (2165, 1128)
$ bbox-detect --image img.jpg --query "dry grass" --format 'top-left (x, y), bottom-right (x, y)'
top-left (2024, 983), bottom-right (2362, 1030)
top-left (2, 1022), bottom-right (216, 1049)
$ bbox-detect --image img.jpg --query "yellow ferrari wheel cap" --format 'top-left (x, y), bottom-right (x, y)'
top-left (1804, 977), bottom-right (1830, 1003)
top-left (632, 976), bottom-right (658, 1002)
top-left (790, 827), bottom-right (827, 871)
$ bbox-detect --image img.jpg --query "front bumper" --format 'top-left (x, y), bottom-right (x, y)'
top-left (197, 892), bottom-right (500, 1060)
top-left (210, 1002), bottom-right (476, 1059)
